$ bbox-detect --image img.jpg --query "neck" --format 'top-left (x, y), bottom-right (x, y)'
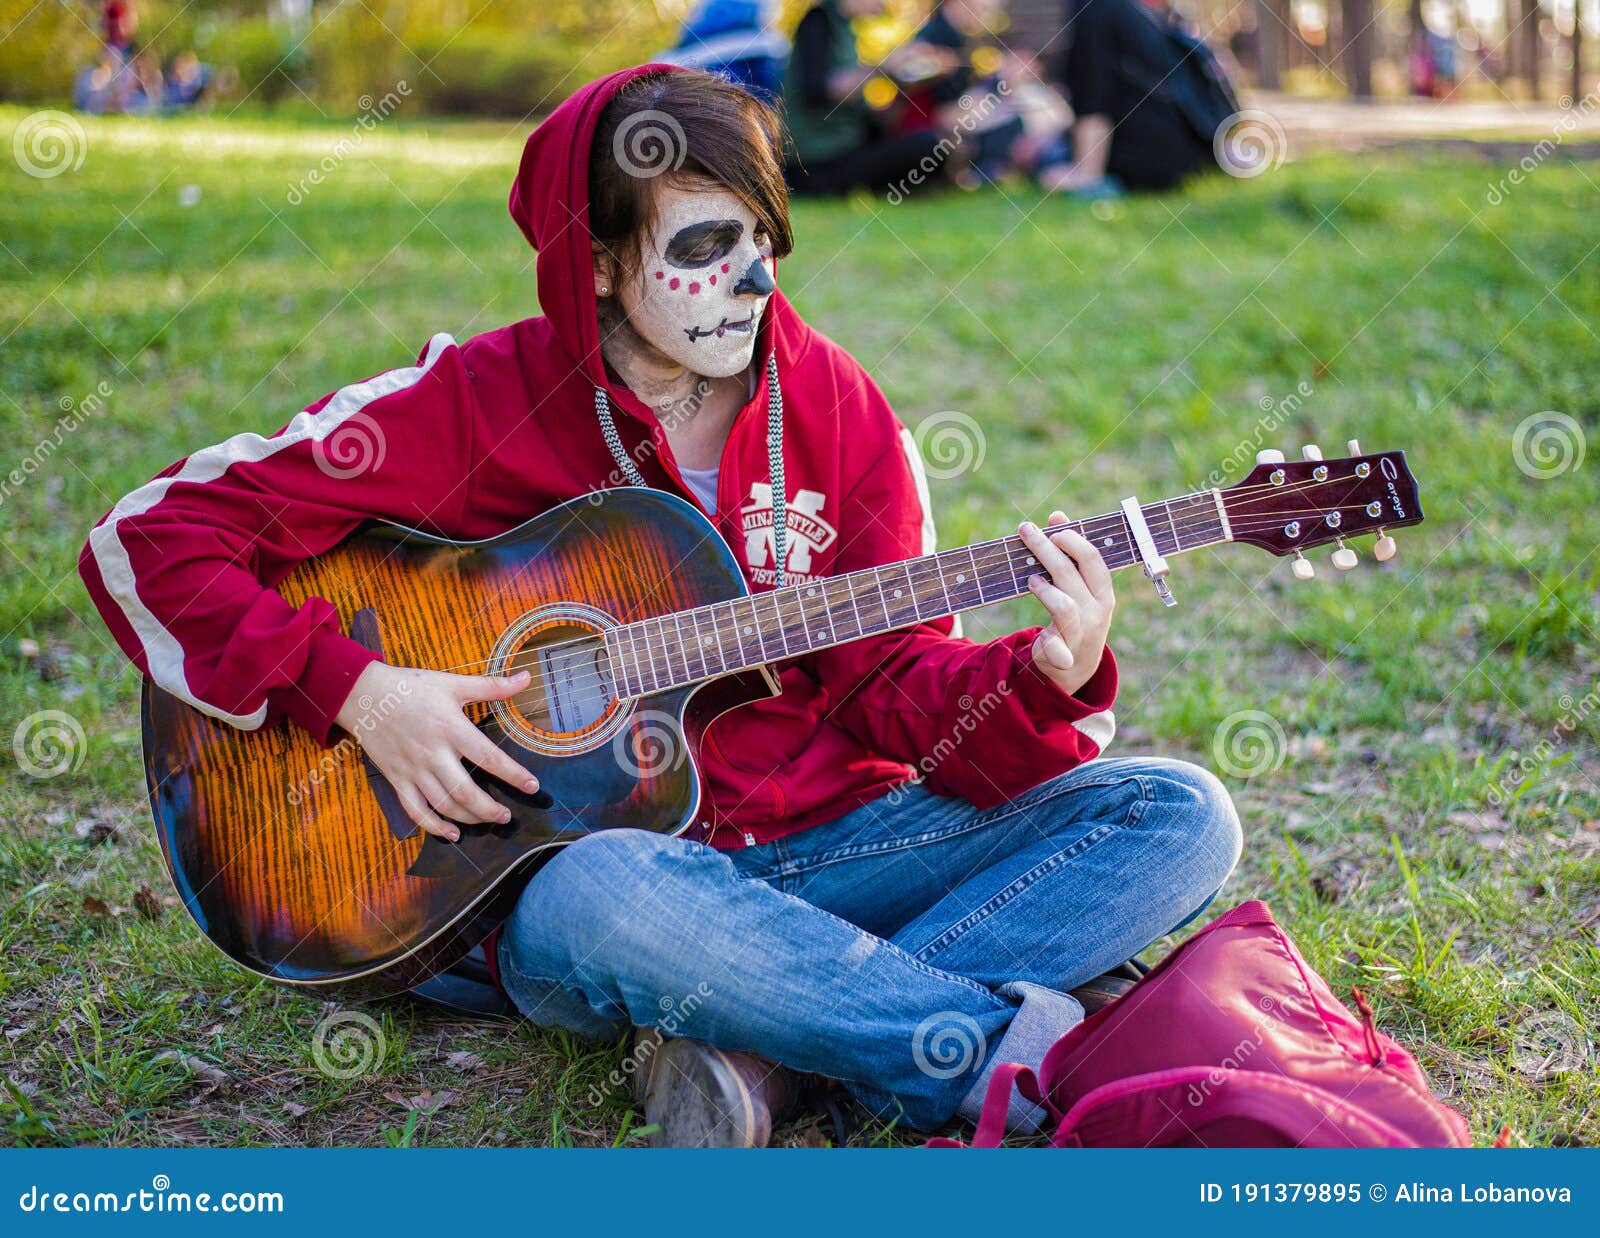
top-left (601, 488), bottom-right (1233, 698)
top-left (598, 304), bottom-right (710, 412)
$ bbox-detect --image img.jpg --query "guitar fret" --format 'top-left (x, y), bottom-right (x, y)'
top-left (607, 490), bottom-right (1233, 692)
top-left (689, 608), bottom-right (711, 680)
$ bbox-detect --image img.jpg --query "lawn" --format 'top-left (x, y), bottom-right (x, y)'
top-left (1, 106), bottom-right (1597, 1148)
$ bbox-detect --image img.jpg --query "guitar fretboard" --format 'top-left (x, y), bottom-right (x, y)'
top-left (601, 489), bottom-right (1229, 698)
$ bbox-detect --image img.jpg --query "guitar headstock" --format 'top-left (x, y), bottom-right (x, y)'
top-left (1220, 443), bottom-right (1422, 576)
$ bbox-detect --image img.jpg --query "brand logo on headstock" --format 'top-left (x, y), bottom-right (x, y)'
top-left (1378, 457), bottom-right (1407, 518)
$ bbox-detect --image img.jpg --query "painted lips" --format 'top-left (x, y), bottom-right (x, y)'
top-left (684, 311), bottom-right (756, 342)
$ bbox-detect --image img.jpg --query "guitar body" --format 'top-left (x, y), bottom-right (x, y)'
top-left (141, 489), bottom-right (778, 997)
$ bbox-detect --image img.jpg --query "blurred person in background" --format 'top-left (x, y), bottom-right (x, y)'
top-left (658, 0), bottom-right (790, 100)
top-left (1043, 0), bottom-right (1235, 196)
top-left (782, 0), bottom-right (962, 194)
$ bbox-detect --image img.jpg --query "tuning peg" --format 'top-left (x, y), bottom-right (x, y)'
top-left (1331, 539), bottom-right (1358, 571)
top-left (1374, 531), bottom-right (1397, 561)
top-left (1292, 552), bottom-right (1315, 580)
top-left (1255, 448), bottom-right (1286, 465)
top-left (1300, 444), bottom-right (1323, 461)
top-left (1346, 438), bottom-right (1362, 456)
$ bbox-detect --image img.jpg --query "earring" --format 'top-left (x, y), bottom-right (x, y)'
top-left (598, 285), bottom-right (610, 296)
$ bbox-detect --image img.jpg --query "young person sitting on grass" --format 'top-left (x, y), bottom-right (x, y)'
top-left (80, 66), bottom-right (1241, 1146)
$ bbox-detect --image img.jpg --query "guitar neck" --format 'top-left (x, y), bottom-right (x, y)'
top-left (603, 489), bottom-right (1232, 697)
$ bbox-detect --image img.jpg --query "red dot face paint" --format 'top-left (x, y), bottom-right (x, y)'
top-left (709, 275), bottom-right (716, 286)
top-left (721, 263), bottom-right (730, 273)
top-left (655, 270), bottom-right (664, 280)
top-left (669, 277), bottom-right (680, 290)
top-left (689, 282), bottom-right (700, 294)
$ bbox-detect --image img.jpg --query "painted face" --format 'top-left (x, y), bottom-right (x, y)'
top-left (615, 182), bottom-right (776, 378)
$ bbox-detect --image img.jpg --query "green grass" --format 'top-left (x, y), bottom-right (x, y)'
top-left (2, 107), bottom-right (1598, 1147)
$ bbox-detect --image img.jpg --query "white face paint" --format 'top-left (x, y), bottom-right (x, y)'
top-left (614, 182), bottom-right (776, 378)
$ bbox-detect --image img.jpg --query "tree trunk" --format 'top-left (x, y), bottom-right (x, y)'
top-left (1344, 0), bottom-right (1375, 96)
top-left (1256, 0), bottom-right (1284, 88)
top-left (1523, 0), bottom-right (1543, 99)
top-left (1574, 8), bottom-right (1585, 102)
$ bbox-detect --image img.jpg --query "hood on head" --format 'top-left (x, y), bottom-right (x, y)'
top-left (509, 65), bottom-right (780, 403)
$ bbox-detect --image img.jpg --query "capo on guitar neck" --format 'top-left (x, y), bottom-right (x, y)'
top-left (1120, 496), bottom-right (1177, 608)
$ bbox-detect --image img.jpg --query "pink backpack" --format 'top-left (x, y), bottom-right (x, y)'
top-left (933, 900), bottom-right (1473, 1148)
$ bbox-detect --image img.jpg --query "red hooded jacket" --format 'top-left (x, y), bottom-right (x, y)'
top-left (79, 65), bottom-right (1117, 850)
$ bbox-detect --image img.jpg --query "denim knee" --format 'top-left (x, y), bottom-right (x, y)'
top-left (1140, 758), bottom-right (1244, 895)
top-left (505, 828), bottom-right (708, 985)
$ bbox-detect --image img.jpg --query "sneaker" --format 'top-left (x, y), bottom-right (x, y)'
top-left (635, 1033), bottom-right (796, 1148)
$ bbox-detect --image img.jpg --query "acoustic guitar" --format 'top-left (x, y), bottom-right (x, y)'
top-left (142, 444), bottom-right (1422, 995)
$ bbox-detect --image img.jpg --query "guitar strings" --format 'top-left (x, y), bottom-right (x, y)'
top-left (404, 480), bottom-right (1397, 700)
top-left (414, 474), bottom-right (1394, 692)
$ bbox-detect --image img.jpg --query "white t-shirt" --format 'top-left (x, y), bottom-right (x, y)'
top-left (678, 464), bottom-right (720, 513)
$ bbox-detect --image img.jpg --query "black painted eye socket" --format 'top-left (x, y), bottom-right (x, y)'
top-left (664, 219), bottom-right (743, 269)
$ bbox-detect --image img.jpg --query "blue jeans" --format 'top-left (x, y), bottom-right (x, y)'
top-left (498, 756), bottom-right (1241, 1129)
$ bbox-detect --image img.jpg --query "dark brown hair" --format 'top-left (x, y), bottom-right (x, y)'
top-left (589, 71), bottom-right (794, 281)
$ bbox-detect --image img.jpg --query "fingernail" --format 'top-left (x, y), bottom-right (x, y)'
top-left (499, 811), bottom-right (511, 824)
top-left (524, 779), bottom-right (539, 793)
top-left (1020, 521), bottom-right (1036, 535)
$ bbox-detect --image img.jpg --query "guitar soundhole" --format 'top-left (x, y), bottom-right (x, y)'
top-left (489, 603), bottom-right (630, 755)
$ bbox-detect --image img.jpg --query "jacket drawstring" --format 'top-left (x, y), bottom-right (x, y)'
top-left (593, 351), bottom-right (787, 588)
